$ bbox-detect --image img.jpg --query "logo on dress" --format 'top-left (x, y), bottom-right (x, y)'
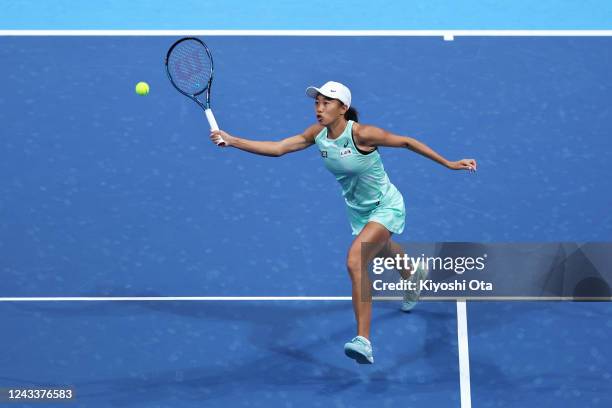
top-left (340, 148), bottom-right (353, 157)
top-left (343, 140), bottom-right (349, 148)
top-left (321, 150), bottom-right (328, 158)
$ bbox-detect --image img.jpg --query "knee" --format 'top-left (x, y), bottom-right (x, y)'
top-left (346, 251), bottom-right (362, 280)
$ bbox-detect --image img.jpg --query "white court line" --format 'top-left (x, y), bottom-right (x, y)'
top-left (456, 300), bottom-right (472, 408)
top-left (1, 30), bottom-right (612, 37)
top-left (0, 295), bottom-right (473, 404)
top-left (0, 296), bottom-right (605, 301)
top-left (0, 296), bottom-right (352, 302)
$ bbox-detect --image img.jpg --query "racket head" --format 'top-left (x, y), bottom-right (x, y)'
top-left (165, 37), bottom-right (214, 103)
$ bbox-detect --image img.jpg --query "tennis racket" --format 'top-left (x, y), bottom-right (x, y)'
top-left (165, 37), bottom-right (225, 146)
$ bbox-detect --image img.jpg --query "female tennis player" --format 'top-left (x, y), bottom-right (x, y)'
top-left (210, 81), bottom-right (477, 364)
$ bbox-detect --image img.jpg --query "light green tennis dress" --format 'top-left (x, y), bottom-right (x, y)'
top-left (314, 120), bottom-right (405, 236)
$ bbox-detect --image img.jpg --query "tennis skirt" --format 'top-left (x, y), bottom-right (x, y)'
top-left (347, 185), bottom-right (406, 236)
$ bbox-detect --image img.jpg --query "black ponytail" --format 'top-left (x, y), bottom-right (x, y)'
top-left (345, 106), bottom-right (359, 122)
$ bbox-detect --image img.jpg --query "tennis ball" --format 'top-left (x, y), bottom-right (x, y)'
top-left (135, 81), bottom-right (149, 96)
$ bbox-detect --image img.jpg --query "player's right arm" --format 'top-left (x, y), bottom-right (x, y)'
top-left (210, 124), bottom-right (322, 157)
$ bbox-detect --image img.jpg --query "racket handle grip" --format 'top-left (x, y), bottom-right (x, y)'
top-left (205, 108), bottom-right (226, 146)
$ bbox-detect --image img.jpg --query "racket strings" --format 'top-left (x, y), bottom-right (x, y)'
top-left (167, 40), bottom-right (212, 95)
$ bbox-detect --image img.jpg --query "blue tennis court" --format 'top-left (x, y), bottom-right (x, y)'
top-left (1, 35), bottom-right (611, 406)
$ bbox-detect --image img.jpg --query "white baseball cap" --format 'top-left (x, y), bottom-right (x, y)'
top-left (306, 81), bottom-right (351, 108)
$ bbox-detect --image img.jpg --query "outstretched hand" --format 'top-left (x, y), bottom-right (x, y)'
top-left (210, 130), bottom-right (232, 147)
top-left (448, 159), bottom-right (477, 173)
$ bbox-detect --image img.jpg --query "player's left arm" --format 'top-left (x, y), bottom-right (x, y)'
top-left (355, 124), bottom-right (477, 171)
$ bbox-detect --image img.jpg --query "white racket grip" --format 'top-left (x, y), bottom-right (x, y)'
top-left (205, 108), bottom-right (225, 146)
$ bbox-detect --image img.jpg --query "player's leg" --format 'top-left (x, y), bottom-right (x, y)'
top-left (378, 239), bottom-right (414, 280)
top-left (344, 221), bottom-right (391, 364)
top-left (379, 239), bottom-right (428, 312)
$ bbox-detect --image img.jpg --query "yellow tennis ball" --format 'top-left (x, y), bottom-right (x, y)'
top-left (135, 81), bottom-right (149, 96)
